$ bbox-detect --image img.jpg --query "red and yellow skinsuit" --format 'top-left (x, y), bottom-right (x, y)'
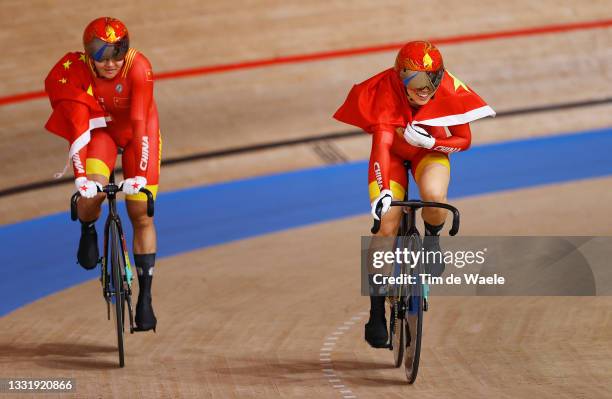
top-left (45, 49), bottom-right (161, 201)
top-left (367, 122), bottom-right (471, 202)
top-left (334, 68), bottom-right (495, 201)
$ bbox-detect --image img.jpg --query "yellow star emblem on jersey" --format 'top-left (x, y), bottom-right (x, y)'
top-left (62, 60), bottom-right (72, 70)
top-left (79, 53), bottom-right (87, 63)
top-left (447, 71), bottom-right (470, 92)
top-left (59, 78), bottom-right (67, 84)
top-left (86, 84), bottom-right (94, 96)
top-left (423, 53), bottom-right (433, 69)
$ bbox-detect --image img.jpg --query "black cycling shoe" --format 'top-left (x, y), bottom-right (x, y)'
top-left (365, 313), bottom-right (388, 348)
top-left (134, 294), bottom-right (157, 332)
top-left (77, 222), bottom-right (99, 270)
top-left (423, 235), bottom-right (445, 277)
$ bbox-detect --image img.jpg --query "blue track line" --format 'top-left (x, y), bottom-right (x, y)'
top-left (0, 127), bottom-right (611, 316)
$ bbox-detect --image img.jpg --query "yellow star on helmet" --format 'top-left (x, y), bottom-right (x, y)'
top-left (447, 71), bottom-right (470, 92)
top-left (423, 53), bottom-right (433, 69)
top-left (59, 78), bottom-right (67, 84)
top-left (62, 60), bottom-right (72, 70)
top-left (105, 25), bottom-right (117, 42)
top-left (78, 53), bottom-right (87, 63)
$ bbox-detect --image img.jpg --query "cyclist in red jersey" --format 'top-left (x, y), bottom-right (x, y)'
top-left (334, 41), bottom-right (495, 348)
top-left (44, 17), bottom-right (160, 332)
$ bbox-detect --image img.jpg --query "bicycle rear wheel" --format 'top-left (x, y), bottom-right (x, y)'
top-left (404, 233), bottom-right (423, 384)
top-left (390, 302), bottom-right (406, 368)
top-left (110, 221), bottom-right (125, 368)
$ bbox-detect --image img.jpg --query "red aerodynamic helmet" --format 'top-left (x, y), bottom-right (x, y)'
top-left (83, 17), bottom-right (129, 62)
top-left (394, 41), bottom-right (444, 92)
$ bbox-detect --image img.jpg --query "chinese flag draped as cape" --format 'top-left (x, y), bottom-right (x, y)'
top-left (333, 68), bottom-right (495, 133)
top-left (44, 52), bottom-right (106, 176)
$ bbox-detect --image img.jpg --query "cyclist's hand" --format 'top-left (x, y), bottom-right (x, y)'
top-left (402, 124), bottom-right (435, 149)
top-left (75, 177), bottom-right (102, 198)
top-left (371, 189), bottom-right (393, 221)
top-left (121, 176), bottom-right (147, 195)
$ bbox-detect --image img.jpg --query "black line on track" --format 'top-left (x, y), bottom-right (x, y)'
top-left (1, 96), bottom-right (610, 198)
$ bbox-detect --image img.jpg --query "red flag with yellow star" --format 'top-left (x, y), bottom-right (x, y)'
top-left (44, 52), bottom-right (106, 174)
top-left (412, 70), bottom-right (495, 126)
top-left (333, 68), bottom-right (494, 132)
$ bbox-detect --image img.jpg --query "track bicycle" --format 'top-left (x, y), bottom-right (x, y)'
top-left (371, 161), bottom-right (459, 383)
top-left (70, 171), bottom-right (154, 367)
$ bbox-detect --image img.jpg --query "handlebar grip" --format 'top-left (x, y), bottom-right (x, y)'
top-left (449, 209), bottom-right (460, 236)
top-left (371, 219), bottom-right (381, 234)
top-left (370, 201), bottom-right (383, 234)
top-left (140, 188), bottom-right (155, 217)
top-left (70, 192), bottom-right (80, 221)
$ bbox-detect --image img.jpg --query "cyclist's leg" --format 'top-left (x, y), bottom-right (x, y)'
top-left (368, 152), bottom-right (407, 237)
top-left (77, 130), bottom-right (117, 220)
top-left (122, 129), bottom-right (160, 252)
top-left (413, 150), bottom-right (450, 276)
top-left (76, 130), bottom-right (117, 269)
top-left (122, 129), bottom-right (161, 331)
top-left (365, 153), bottom-right (407, 347)
top-left (413, 151), bottom-right (450, 224)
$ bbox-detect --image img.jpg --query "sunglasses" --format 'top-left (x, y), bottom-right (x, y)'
top-left (401, 69), bottom-right (444, 92)
top-left (87, 37), bottom-right (129, 62)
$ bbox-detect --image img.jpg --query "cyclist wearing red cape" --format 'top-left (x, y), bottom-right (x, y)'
top-left (44, 17), bottom-right (160, 332)
top-left (334, 41), bottom-right (495, 348)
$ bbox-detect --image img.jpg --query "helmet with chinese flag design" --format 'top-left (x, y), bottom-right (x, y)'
top-left (83, 17), bottom-right (129, 62)
top-left (394, 41), bottom-right (444, 93)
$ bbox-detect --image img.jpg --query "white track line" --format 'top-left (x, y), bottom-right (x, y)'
top-left (320, 313), bottom-right (366, 399)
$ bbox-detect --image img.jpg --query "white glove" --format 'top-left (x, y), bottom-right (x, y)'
top-left (121, 176), bottom-right (147, 195)
top-left (371, 189), bottom-right (393, 221)
top-left (75, 177), bottom-right (102, 199)
top-left (403, 124), bottom-right (435, 149)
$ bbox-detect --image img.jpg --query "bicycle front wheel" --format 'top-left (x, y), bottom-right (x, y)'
top-left (405, 233), bottom-right (423, 384)
top-left (110, 221), bottom-right (125, 368)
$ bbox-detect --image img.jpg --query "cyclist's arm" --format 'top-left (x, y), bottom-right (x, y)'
top-left (370, 128), bottom-right (395, 191)
top-left (129, 56), bottom-right (154, 176)
top-left (71, 146), bottom-right (88, 178)
top-left (432, 123), bottom-right (471, 153)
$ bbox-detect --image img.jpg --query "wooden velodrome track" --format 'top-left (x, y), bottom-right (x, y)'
top-left (1, 1), bottom-right (612, 398)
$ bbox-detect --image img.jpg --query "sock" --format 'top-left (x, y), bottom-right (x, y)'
top-left (134, 253), bottom-right (156, 299)
top-left (369, 278), bottom-right (386, 320)
top-left (424, 221), bottom-right (444, 236)
top-left (370, 296), bottom-right (385, 318)
top-left (79, 219), bottom-right (97, 231)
